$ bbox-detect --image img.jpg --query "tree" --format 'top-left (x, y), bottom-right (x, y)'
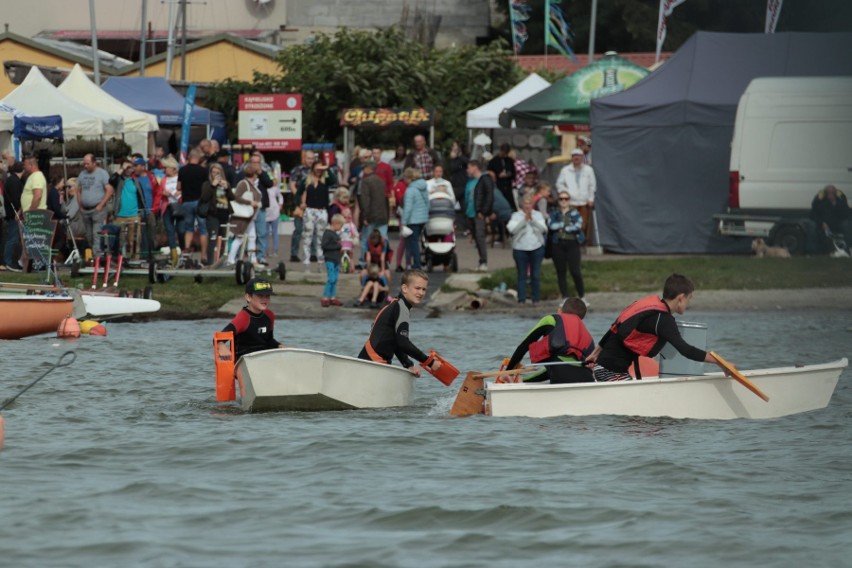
top-left (206, 27), bottom-right (523, 149)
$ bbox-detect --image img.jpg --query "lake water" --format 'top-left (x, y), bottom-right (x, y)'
top-left (1, 310), bottom-right (850, 567)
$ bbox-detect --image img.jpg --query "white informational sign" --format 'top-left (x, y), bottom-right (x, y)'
top-left (238, 94), bottom-right (302, 151)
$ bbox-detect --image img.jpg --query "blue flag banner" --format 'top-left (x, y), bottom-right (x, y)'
top-left (545, 0), bottom-right (579, 63)
top-left (509, 0), bottom-right (532, 55)
top-left (12, 115), bottom-right (63, 141)
top-left (179, 84), bottom-right (197, 165)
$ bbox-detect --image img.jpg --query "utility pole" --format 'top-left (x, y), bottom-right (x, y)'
top-left (89, 0), bottom-right (100, 83)
top-left (588, 0), bottom-right (598, 65)
top-left (180, 0), bottom-right (188, 81)
top-left (165, 0), bottom-right (176, 79)
top-left (139, 0), bottom-right (147, 75)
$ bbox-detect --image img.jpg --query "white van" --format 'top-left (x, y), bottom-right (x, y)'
top-left (718, 77), bottom-right (852, 252)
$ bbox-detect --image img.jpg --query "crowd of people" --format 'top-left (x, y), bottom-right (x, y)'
top-left (1, 133), bottom-right (846, 312)
top-left (0, 132), bottom-right (655, 314)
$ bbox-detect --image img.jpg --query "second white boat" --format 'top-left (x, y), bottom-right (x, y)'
top-left (233, 348), bottom-right (416, 412)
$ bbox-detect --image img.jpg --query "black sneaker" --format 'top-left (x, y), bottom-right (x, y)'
top-left (289, 255), bottom-right (300, 262)
top-left (369, 302), bottom-right (379, 309)
top-left (310, 255), bottom-right (318, 262)
top-left (6, 264), bottom-right (22, 272)
top-left (395, 266), bottom-right (404, 272)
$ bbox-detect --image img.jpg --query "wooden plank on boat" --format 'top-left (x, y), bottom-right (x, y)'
top-left (449, 372), bottom-right (486, 417)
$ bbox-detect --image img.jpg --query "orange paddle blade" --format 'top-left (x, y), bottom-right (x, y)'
top-left (710, 351), bottom-right (770, 402)
top-left (449, 372), bottom-right (486, 417)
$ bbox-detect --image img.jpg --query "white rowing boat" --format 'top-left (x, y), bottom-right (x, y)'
top-left (232, 348), bottom-right (416, 412)
top-left (450, 358), bottom-right (847, 420)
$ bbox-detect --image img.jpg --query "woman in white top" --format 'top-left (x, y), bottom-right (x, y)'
top-left (506, 194), bottom-right (548, 304)
top-left (265, 183), bottom-right (283, 258)
top-left (158, 157), bottom-right (181, 264)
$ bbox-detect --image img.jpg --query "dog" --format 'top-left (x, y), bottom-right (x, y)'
top-left (751, 238), bottom-right (791, 258)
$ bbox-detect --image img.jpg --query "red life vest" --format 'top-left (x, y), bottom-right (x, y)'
top-left (609, 295), bottom-right (669, 356)
top-left (528, 313), bottom-right (594, 363)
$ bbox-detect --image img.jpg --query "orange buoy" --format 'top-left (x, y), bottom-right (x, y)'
top-left (88, 324), bottom-right (108, 336)
top-left (57, 315), bottom-right (81, 339)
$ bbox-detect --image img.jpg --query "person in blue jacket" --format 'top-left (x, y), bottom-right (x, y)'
top-left (401, 167), bottom-right (430, 269)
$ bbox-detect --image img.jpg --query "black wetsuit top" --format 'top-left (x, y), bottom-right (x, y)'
top-left (222, 307), bottom-right (281, 360)
top-left (358, 295), bottom-right (428, 368)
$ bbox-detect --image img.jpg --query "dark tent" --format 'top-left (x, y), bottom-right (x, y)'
top-left (500, 53), bottom-right (649, 128)
top-left (101, 77), bottom-right (226, 142)
top-left (589, 31), bottom-right (852, 254)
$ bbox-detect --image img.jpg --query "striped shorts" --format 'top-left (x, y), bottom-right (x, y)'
top-left (592, 365), bottom-right (633, 382)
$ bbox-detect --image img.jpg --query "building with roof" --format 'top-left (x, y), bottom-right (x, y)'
top-left (0, 29), bottom-right (129, 98)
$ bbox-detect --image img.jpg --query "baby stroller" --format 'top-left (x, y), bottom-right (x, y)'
top-left (421, 189), bottom-right (458, 272)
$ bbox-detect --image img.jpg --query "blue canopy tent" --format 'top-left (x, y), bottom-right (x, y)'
top-left (100, 77), bottom-right (226, 144)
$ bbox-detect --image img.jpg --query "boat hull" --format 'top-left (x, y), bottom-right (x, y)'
top-left (235, 348), bottom-right (416, 412)
top-left (80, 294), bottom-right (161, 317)
top-left (0, 295), bottom-right (74, 339)
top-left (485, 359), bottom-right (847, 420)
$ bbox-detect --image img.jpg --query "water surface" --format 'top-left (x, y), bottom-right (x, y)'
top-left (1, 310), bottom-right (850, 567)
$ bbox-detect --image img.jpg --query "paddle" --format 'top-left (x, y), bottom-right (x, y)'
top-left (709, 351), bottom-right (770, 402)
top-left (0, 351), bottom-right (77, 411)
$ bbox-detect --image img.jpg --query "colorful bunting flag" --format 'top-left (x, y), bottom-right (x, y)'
top-left (656, 0), bottom-right (689, 63)
top-left (545, 0), bottom-right (579, 63)
top-left (765, 0), bottom-right (783, 33)
top-left (509, 0), bottom-right (532, 55)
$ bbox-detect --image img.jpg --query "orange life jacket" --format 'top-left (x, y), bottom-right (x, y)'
top-left (528, 313), bottom-right (594, 363)
top-left (609, 295), bottom-right (669, 356)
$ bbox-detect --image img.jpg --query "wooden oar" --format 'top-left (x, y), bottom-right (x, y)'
top-left (472, 367), bottom-right (538, 379)
top-left (709, 351), bottom-right (770, 402)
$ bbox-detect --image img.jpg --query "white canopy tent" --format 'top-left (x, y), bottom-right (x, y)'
top-left (59, 64), bottom-right (158, 154)
top-left (1, 66), bottom-right (124, 137)
top-left (466, 73), bottom-right (551, 129)
top-left (0, 102), bottom-right (17, 131)
top-left (59, 64), bottom-right (158, 133)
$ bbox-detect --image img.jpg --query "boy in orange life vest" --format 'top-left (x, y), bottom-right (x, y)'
top-left (586, 273), bottom-right (727, 381)
top-left (219, 278), bottom-right (284, 361)
top-left (504, 297), bottom-right (595, 384)
top-left (357, 269), bottom-right (441, 377)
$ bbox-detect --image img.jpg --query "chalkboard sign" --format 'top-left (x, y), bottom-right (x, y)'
top-left (20, 210), bottom-right (58, 264)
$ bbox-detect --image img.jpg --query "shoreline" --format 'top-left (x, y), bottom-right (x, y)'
top-left (210, 286), bottom-right (852, 319)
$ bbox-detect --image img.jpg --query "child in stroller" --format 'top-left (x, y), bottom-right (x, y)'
top-left (422, 175), bottom-right (458, 272)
